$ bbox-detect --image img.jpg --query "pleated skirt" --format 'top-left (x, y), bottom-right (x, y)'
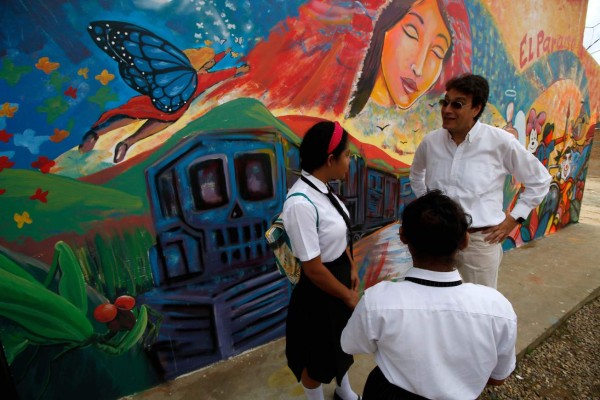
top-left (285, 251), bottom-right (354, 385)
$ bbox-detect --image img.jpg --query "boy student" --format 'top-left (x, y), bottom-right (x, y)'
top-left (342, 190), bottom-right (517, 399)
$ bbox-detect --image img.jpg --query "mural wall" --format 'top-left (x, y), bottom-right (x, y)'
top-left (0, 0), bottom-right (598, 398)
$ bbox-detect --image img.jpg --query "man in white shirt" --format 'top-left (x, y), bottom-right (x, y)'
top-left (341, 190), bottom-right (517, 399)
top-left (409, 74), bottom-right (551, 288)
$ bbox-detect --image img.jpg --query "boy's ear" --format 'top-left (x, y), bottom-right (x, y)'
top-left (399, 227), bottom-right (408, 244)
top-left (458, 232), bottom-right (469, 250)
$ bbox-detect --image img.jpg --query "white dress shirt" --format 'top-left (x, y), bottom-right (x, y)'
top-left (282, 171), bottom-right (349, 263)
top-left (341, 267), bottom-right (517, 400)
top-left (410, 121), bottom-right (552, 227)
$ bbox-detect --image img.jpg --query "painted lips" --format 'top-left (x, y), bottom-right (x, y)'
top-left (401, 77), bottom-right (418, 94)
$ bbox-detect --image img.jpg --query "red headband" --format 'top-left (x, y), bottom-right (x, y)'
top-left (327, 121), bottom-right (343, 154)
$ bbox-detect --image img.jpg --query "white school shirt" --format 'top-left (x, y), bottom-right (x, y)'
top-left (282, 171), bottom-right (349, 263)
top-left (341, 268), bottom-right (517, 400)
top-left (410, 121), bottom-right (551, 227)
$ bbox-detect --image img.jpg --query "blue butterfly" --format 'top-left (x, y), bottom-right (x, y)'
top-left (88, 20), bottom-right (197, 113)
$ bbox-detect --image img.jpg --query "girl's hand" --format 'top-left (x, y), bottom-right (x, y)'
top-left (344, 289), bottom-right (359, 310)
top-left (351, 268), bottom-right (359, 292)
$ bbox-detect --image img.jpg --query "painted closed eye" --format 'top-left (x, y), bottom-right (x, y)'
top-left (431, 45), bottom-right (447, 60)
top-left (402, 24), bottom-right (419, 41)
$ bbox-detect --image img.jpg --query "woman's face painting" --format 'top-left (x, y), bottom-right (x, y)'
top-left (380, 0), bottom-right (451, 108)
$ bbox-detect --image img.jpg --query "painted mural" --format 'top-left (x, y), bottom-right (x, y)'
top-left (0, 0), bottom-right (598, 398)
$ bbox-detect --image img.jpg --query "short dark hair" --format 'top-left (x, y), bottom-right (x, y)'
top-left (401, 190), bottom-right (471, 258)
top-left (445, 74), bottom-right (489, 121)
top-left (300, 121), bottom-right (349, 173)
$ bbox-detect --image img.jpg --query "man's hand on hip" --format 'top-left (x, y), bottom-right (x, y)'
top-left (483, 212), bottom-right (520, 244)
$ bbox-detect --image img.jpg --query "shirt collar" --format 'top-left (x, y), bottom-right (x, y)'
top-left (445, 120), bottom-right (482, 143)
top-left (301, 170), bottom-right (329, 191)
top-left (404, 267), bottom-right (462, 283)
top-left (465, 120), bottom-right (482, 142)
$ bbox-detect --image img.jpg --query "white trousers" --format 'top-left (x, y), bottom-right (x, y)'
top-left (457, 231), bottom-right (504, 288)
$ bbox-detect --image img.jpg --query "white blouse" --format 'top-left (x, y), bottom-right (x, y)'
top-left (282, 171), bottom-right (349, 263)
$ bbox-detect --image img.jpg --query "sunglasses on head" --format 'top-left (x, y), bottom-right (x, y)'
top-left (438, 99), bottom-right (470, 110)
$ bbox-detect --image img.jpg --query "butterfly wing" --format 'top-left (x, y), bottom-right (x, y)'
top-left (88, 21), bottom-right (198, 113)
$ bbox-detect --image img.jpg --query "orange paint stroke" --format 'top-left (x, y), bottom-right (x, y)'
top-left (35, 57), bottom-right (60, 74)
top-left (78, 67), bottom-right (89, 79)
top-left (14, 211), bottom-right (32, 229)
top-left (95, 69), bottom-right (115, 85)
top-left (50, 128), bottom-right (69, 143)
top-left (0, 103), bottom-right (18, 118)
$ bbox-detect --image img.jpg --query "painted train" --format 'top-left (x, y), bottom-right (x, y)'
top-left (141, 113), bottom-right (413, 378)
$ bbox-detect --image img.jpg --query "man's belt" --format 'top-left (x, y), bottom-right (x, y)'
top-left (467, 226), bottom-right (492, 233)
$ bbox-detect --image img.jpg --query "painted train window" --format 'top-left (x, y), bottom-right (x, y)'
top-left (235, 153), bottom-right (274, 201)
top-left (157, 169), bottom-right (179, 218)
top-left (384, 176), bottom-right (398, 219)
top-left (189, 159), bottom-right (229, 210)
top-left (367, 171), bottom-right (384, 218)
top-left (285, 143), bottom-right (301, 189)
top-left (345, 156), bottom-right (359, 197)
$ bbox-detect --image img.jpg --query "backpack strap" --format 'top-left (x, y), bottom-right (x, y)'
top-left (300, 176), bottom-right (354, 259)
top-left (286, 192), bottom-right (319, 230)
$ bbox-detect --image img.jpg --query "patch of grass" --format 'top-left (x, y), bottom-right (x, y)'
top-left (76, 227), bottom-right (155, 300)
top-left (0, 169), bottom-right (145, 242)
